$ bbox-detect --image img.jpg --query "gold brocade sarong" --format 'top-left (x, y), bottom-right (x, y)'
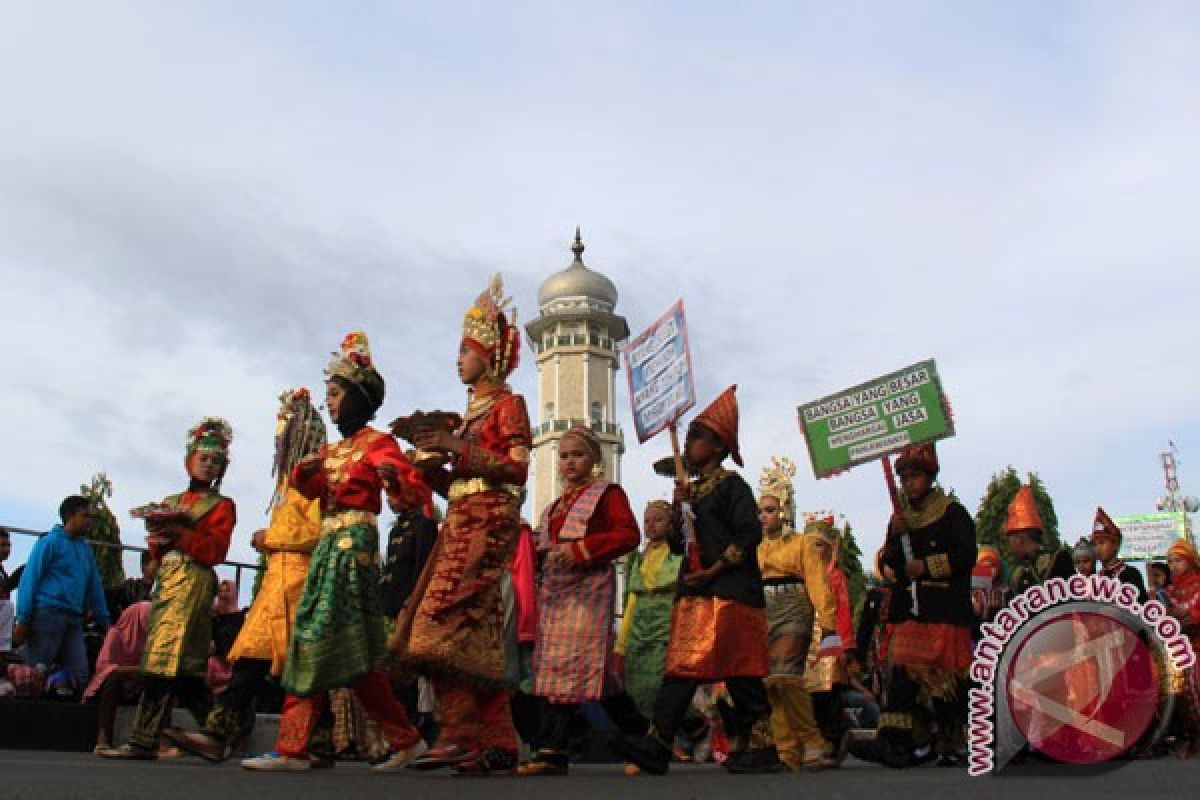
top-left (664, 596), bottom-right (769, 681)
top-left (142, 551), bottom-right (217, 678)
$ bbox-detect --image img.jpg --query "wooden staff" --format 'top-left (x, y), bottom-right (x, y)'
top-left (670, 421), bottom-right (703, 572)
top-left (883, 455), bottom-right (918, 615)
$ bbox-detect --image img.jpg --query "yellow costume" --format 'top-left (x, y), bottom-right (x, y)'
top-left (227, 486), bottom-right (322, 675)
top-left (756, 457), bottom-right (836, 770)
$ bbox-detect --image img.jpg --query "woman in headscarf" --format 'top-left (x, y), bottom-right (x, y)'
top-left (243, 332), bottom-right (432, 773)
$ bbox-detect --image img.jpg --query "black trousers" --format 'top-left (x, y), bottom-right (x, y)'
top-left (202, 658), bottom-right (271, 743)
top-left (129, 674), bottom-right (211, 750)
top-left (534, 692), bottom-right (648, 752)
top-left (651, 676), bottom-right (770, 742)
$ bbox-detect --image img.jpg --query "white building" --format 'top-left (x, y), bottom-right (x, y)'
top-left (525, 229), bottom-right (630, 521)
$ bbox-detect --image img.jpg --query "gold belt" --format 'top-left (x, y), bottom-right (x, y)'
top-left (447, 477), bottom-right (523, 504)
top-left (320, 509), bottom-right (377, 534)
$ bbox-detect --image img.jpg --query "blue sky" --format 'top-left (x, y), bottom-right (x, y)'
top-left (1, 2), bottom-right (1198, 591)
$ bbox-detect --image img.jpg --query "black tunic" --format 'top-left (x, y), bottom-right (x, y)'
top-left (1102, 560), bottom-right (1148, 605)
top-left (668, 470), bottom-right (765, 608)
top-left (1009, 547), bottom-right (1075, 595)
top-left (882, 501), bottom-right (976, 627)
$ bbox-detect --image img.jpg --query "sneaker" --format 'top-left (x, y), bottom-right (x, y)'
top-left (241, 752), bottom-right (311, 771)
top-left (372, 740), bottom-right (430, 773)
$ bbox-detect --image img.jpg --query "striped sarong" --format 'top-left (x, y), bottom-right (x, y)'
top-left (532, 482), bottom-right (616, 703)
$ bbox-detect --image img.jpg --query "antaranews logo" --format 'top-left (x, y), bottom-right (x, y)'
top-left (968, 573), bottom-right (1195, 776)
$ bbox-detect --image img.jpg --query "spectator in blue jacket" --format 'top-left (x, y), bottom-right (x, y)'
top-left (14, 496), bottom-right (110, 694)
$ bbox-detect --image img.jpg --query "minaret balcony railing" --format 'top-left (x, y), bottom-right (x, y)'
top-left (533, 419), bottom-right (621, 437)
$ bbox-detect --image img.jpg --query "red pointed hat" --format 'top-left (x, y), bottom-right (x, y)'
top-left (694, 385), bottom-right (742, 466)
top-left (894, 442), bottom-right (938, 476)
top-left (1091, 506), bottom-right (1121, 543)
top-left (1004, 485), bottom-right (1044, 538)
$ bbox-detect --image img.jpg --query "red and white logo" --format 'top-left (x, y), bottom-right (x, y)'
top-left (1005, 611), bottom-right (1159, 764)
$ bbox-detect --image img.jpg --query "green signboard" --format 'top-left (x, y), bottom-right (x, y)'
top-left (797, 359), bottom-right (954, 479)
top-left (1116, 512), bottom-right (1192, 562)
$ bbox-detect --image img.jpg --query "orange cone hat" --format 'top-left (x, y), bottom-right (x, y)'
top-left (1004, 485), bottom-right (1044, 538)
top-left (694, 385), bottom-right (742, 467)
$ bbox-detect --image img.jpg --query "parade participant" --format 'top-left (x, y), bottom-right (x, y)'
top-left (614, 500), bottom-right (683, 775)
top-left (169, 389), bottom-right (326, 764)
top-left (391, 275), bottom-right (531, 774)
top-left (855, 549), bottom-right (894, 705)
top-left (518, 425), bottom-right (643, 776)
top-left (753, 458), bottom-right (836, 772)
top-left (243, 333), bottom-right (432, 773)
top-left (616, 500), bottom-right (683, 718)
top-left (1091, 507), bottom-right (1147, 603)
top-left (971, 546), bottom-right (1008, 632)
top-left (612, 386), bottom-right (785, 775)
top-left (809, 517), bottom-right (855, 767)
top-left (1005, 485), bottom-right (1074, 595)
top-left (1073, 538), bottom-right (1097, 577)
top-left (100, 418), bottom-right (236, 759)
top-left (876, 443), bottom-right (975, 769)
top-left (1148, 562), bottom-right (1172, 607)
top-left (1166, 539), bottom-right (1200, 758)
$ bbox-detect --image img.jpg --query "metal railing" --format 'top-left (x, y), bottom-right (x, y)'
top-left (1, 524), bottom-right (261, 595)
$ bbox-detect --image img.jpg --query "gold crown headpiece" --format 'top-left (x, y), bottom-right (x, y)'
top-left (462, 273), bottom-right (521, 379)
top-left (758, 456), bottom-right (797, 525)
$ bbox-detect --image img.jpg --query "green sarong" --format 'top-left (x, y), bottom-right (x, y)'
top-left (283, 521), bottom-right (389, 696)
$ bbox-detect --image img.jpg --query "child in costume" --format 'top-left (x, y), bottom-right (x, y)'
top-left (169, 389), bottom-right (327, 763)
top-left (392, 275), bottom-right (531, 774)
top-left (875, 443), bottom-right (975, 769)
top-left (518, 425), bottom-right (644, 776)
top-left (101, 418), bottom-right (236, 759)
top-left (244, 332), bottom-right (431, 772)
top-left (755, 458), bottom-right (837, 771)
top-left (616, 500), bottom-right (683, 719)
top-left (612, 386), bottom-right (785, 775)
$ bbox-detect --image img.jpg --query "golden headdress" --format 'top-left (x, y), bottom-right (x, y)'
top-left (325, 330), bottom-right (386, 408)
top-left (462, 273), bottom-right (521, 380)
top-left (758, 456), bottom-right (797, 527)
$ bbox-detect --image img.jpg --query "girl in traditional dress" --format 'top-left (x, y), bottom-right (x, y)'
top-left (169, 389), bottom-right (327, 764)
top-left (100, 418), bottom-right (236, 759)
top-left (391, 275), bottom-right (531, 774)
top-left (518, 425), bottom-right (643, 776)
top-left (616, 500), bottom-right (683, 719)
top-left (1166, 539), bottom-right (1200, 758)
top-left (243, 332), bottom-right (431, 772)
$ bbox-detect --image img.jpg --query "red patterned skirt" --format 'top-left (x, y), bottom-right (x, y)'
top-left (664, 597), bottom-right (769, 681)
top-left (887, 621), bottom-right (973, 671)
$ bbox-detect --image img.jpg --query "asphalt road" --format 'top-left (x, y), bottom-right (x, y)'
top-left (4, 750), bottom-right (1199, 800)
